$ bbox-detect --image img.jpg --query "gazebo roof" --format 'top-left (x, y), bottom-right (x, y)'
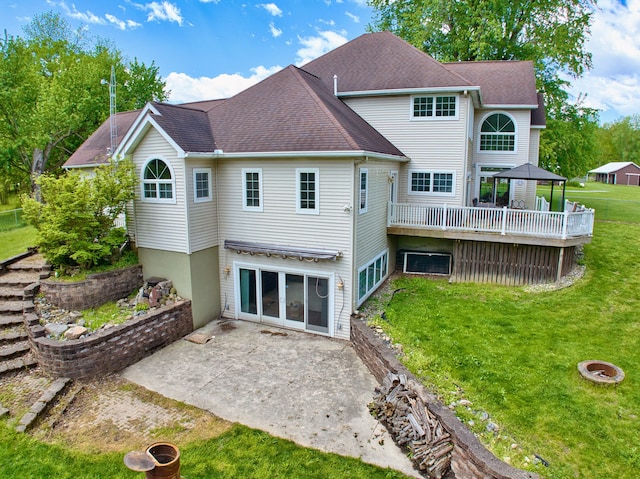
top-left (493, 163), bottom-right (566, 181)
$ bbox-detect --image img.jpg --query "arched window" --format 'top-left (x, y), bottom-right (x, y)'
top-left (142, 158), bottom-right (174, 201)
top-left (480, 113), bottom-right (516, 151)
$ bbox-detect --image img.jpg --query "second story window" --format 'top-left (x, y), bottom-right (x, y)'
top-left (412, 95), bottom-right (457, 118)
top-left (296, 168), bottom-right (319, 214)
top-left (243, 168), bottom-right (263, 211)
top-left (193, 168), bottom-right (212, 203)
top-left (359, 168), bottom-right (368, 214)
top-left (480, 113), bottom-right (516, 151)
top-left (142, 158), bottom-right (175, 203)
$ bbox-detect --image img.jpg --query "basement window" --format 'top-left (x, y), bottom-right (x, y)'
top-left (403, 252), bottom-right (452, 275)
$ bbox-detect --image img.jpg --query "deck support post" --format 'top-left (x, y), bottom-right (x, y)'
top-left (556, 247), bottom-right (565, 283)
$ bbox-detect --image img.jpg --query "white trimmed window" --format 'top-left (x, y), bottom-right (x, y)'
top-left (359, 168), bottom-right (368, 214)
top-left (412, 95), bottom-right (457, 119)
top-left (296, 168), bottom-right (319, 214)
top-left (242, 168), bottom-right (263, 211)
top-left (193, 168), bottom-right (212, 203)
top-left (409, 170), bottom-right (455, 195)
top-left (142, 158), bottom-right (175, 203)
top-left (358, 250), bottom-right (389, 305)
top-left (480, 113), bottom-right (516, 151)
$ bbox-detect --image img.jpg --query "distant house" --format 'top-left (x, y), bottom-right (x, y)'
top-left (589, 162), bottom-right (640, 186)
top-left (65, 32), bottom-right (594, 338)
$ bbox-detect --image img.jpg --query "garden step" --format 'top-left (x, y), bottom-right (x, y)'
top-left (0, 301), bottom-right (24, 314)
top-left (0, 315), bottom-right (23, 327)
top-left (0, 287), bottom-right (25, 301)
top-left (7, 254), bottom-right (48, 273)
top-left (16, 377), bottom-right (71, 433)
top-left (0, 340), bottom-right (30, 360)
top-left (0, 353), bottom-right (37, 376)
top-left (0, 271), bottom-right (40, 288)
top-left (0, 330), bottom-right (28, 346)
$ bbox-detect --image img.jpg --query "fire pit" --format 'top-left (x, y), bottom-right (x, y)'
top-left (578, 360), bottom-right (625, 385)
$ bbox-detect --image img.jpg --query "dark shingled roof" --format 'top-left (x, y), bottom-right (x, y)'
top-left (444, 60), bottom-right (538, 106)
top-left (64, 110), bottom-right (139, 167)
top-left (493, 163), bottom-right (565, 181)
top-left (150, 103), bottom-right (216, 153)
top-left (303, 31), bottom-right (472, 93)
top-left (531, 93), bottom-right (547, 127)
top-left (207, 64), bottom-right (405, 156)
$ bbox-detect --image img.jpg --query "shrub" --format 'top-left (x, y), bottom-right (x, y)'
top-left (22, 159), bottom-right (137, 270)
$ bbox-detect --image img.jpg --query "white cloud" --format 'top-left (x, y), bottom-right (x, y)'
top-left (345, 11), bottom-right (360, 23)
top-left (56, 1), bottom-right (106, 25)
top-left (319, 19), bottom-right (336, 26)
top-left (199, 0), bottom-right (221, 3)
top-left (105, 13), bottom-right (142, 30)
top-left (258, 3), bottom-right (283, 17)
top-left (165, 65), bottom-right (282, 103)
top-left (295, 30), bottom-right (348, 66)
top-left (145, 1), bottom-right (184, 25)
top-left (269, 22), bottom-right (282, 38)
top-left (566, 0), bottom-right (640, 121)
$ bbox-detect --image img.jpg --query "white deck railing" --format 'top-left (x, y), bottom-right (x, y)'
top-left (388, 203), bottom-right (594, 239)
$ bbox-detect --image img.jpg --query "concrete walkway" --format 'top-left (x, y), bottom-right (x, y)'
top-left (122, 319), bottom-right (420, 478)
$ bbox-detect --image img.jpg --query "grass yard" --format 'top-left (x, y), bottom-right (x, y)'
top-left (0, 226), bottom-right (37, 260)
top-left (368, 183), bottom-right (640, 478)
top-left (0, 423), bottom-right (407, 479)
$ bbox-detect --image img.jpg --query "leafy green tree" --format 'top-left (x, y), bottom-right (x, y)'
top-left (368, 0), bottom-right (600, 177)
top-left (22, 159), bottom-right (137, 271)
top-left (0, 12), bottom-right (167, 189)
top-left (597, 115), bottom-right (640, 166)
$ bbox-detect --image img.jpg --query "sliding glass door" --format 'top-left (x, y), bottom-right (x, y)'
top-left (237, 266), bottom-right (331, 334)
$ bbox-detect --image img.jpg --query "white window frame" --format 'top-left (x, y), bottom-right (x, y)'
top-left (410, 94), bottom-right (458, 121)
top-left (296, 168), bottom-right (319, 215)
top-left (477, 111), bottom-right (518, 154)
top-left (359, 168), bottom-right (368, 214)
top-left (408, 170), bottom-right (456, 197)
top-left (141, 157), bottom-right (176, 204)
top-left (357, 250), bottom-right (389, 306)
top-left (193, 168), bottom-right (212, 203)
top-left (242, 168), bottom-right (263, 212)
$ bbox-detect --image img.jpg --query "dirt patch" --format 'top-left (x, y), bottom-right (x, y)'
top-left (2, 370), bottom-right (231, 454)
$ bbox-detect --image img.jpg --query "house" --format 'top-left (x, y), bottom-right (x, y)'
top-left (65, 32), bottom-right (594, 339)
top-left (589, 162), bottom-right (640, 186)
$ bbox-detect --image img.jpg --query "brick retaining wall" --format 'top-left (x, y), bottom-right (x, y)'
top-left (24, 296), bottom-right (193, 379)
top-left (40, 264), bottom-right (143, 310)
top-left (351, 318), bottom-right (538, 479)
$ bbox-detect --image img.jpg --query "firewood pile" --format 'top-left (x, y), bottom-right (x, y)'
top-left (370, 372), bottom-right (453, 478)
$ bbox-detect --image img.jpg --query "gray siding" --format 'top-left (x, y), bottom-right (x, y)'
top-left (185, 159), bottom-right (219, 253)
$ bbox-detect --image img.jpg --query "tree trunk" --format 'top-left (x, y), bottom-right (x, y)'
top-left (31, 148), bottom-right (45, 201)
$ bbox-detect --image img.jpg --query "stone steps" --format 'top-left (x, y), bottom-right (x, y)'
top-left (0, 301), bottom-right (23, 314)
top-left (0, 341), bottom-right (30, 360)
top-left (0, 330), bottom-right (28, 346)
top-left (0, 271), bottom-right (39, 288)
top-left (16, 377), bottom-right (72, 433)
top-left (0, 287), bottom-right (24, 301)
top-left (0, 315), bottom-right (23, 327)
top-left (0, 353), bottom-right (37, 376)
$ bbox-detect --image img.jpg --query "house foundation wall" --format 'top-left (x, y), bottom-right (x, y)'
top-left (351, 318), bottom-right (538, 479)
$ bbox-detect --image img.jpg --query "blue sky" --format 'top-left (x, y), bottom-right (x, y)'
top-left (1, 0), bottom-right (638, 123)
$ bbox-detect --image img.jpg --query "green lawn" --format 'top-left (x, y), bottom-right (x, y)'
top-left (0, 226), bottom-right (37, 260)
top-left (0, 423), bottom-right (407, 479)
top-left (369, 182), bottom-right (640, 478)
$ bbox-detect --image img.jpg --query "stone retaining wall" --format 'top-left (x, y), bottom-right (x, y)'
top-left (24, 292), bottom-right (193, 379)
top-left (351, 318), bottom-right (538, 479)
top-left (40, 264), bottom-right (143, 310)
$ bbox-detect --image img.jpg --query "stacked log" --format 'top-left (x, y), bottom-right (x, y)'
top-left (371, 372), bottom-right (453, 478)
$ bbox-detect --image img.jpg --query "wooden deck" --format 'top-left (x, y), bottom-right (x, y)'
top-left (388, 203), bottom-right (594, 247)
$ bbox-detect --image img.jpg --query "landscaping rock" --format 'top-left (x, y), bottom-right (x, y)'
top-left (64, 326), bottom-right (88, 340)
top-left (45, 323), bottom-right (69, 336)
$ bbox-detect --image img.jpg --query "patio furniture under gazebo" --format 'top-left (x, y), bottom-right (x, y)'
top-left (492, 162), bottom-right (567, 212)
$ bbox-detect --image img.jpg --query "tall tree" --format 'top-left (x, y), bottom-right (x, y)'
top-left (596, 115), bottom-right (640, 166)
top-left (0, 12), bottom-right (168, 190)
top-left (368, 0), bottom-right (600, 176)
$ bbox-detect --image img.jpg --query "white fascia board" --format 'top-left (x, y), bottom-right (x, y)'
top-left (480, 104), bottom-right (539, 110)
top-left (119, 115), bottom-right (186, 158)
top-left (193, 150), bottom-right (409, 162)
top-left (63, 163), bottom-right (106, 170)
top-left (531, 124), bottom-right (547, 130)
top-left (337, 86), bottom-right (480, 98)
top-left (115, 103), bottom-right (161, 157)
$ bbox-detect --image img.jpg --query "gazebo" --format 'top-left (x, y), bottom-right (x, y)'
top-left (492, 163), bottom-right (567, 212)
